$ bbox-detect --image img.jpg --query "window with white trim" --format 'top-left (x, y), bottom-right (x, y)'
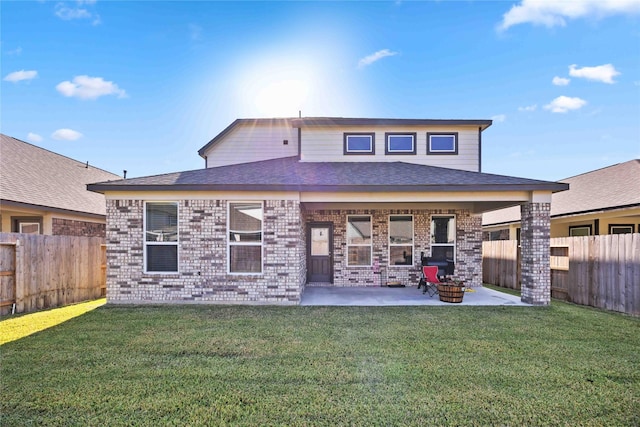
top-left (344, 133), bottom-right (375, 155)
top-left (430, 215), bottom-right (455, 261)
top-left (569, 225), bottom-right (591, 236)
top-left (389, 215), bottom-right (413, 266)
top-left (427, 132), bottom-right (458, 155)
top-left (609, 224), bottom-right (634, 234)
top-left (12, 217), bottom-right (42, 234)
top-left (386, 133), bottom-right (416, 154)
top-left (144, 202), bottom-right (178, 273)
top-left (347, 215), bottom-right (372, 266)
top-left (229, 202), bottom-right (263, 273)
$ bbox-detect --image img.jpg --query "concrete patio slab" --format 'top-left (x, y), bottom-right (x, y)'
top-left (300, 285), bottom-right (529, 306)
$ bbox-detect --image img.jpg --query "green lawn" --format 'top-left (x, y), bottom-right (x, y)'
top-left (1, 301), bottom-right (638, 426)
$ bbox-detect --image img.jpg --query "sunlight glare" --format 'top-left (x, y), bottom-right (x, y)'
top-left (254, 79), bottom-right (309, 117)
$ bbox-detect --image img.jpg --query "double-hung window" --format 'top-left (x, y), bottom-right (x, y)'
top-left (385, 133), bottom-right (416, 155)
top-left (229, 202), bottom-right (263, 273)
top-left (347, 215), bottom-right (372, 266)
top-left (430, 215), bottom-right (455, 261)
top-left (389, 215), bottom-right (413, 266)
top-left (427, 132), bottom-right (458, 155)
top-left (344, 133), bottom-right (375, 155)
top-left (144, 202), bottom-right (178, 273)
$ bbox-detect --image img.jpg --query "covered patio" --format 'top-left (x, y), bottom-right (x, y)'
top-left (300, 285), bottom-right (528, 306)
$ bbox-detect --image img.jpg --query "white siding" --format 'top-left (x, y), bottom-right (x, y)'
top-left (204, 123), bottom-right (298, 168)
top-left (299, 125), bottom-right (481, 172)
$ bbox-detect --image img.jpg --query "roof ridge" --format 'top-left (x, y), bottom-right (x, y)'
top-left (560, 159), bottom-right (640, 181)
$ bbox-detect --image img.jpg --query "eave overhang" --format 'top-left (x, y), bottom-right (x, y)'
top-left (87, 182), bottom-right (568, 194)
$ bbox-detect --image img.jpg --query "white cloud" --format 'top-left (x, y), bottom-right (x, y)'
top-left (3, 70), bottom-right (38, 83)
top-left (498, 0), bottom-right (640, 31)
top-left (544, 96), bottom-right (587, 113)
top-left (55, 1), bottom-right (100, 25)
top-left (518, 104), bottom-right (537, 112)
top-left (27, 133), bottom-right (43, 143)
top-left (7, 47), bottom-right (23, 55)
top-left (491, 114), bottom-right (507, 123)
top-left (552, 76), bottom-right (570, 86)
top-left (569, 63), bottom-right (620, 84)
top-left (52, 129), bottom-right (83, 141)
top-left (56, 75), bottom-right (127, 100)
top-left (358, 49), bottom-right (398, 68)
top-left (55, 3), bottom-right (91, 20)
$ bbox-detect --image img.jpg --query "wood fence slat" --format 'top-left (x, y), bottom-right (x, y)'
top-left (483, 233), bottom-right (640, 316)
top-left (0, 233), bottom-right (106, 315)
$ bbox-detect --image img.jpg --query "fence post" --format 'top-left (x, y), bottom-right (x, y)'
top-left (14, 238), bottom-right (25, 313)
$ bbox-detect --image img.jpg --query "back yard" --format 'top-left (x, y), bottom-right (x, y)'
top-left (1, 299), bottom-right (638, 426)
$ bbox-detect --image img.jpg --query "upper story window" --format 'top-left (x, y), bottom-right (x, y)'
top-left (344, 133), bottom-right (375, 155)
top-left (144, 202), bottom-right (179, 273)
top-left (228, 202), bottom-right (263, 274)
top-left (385, 133), bottom-right (416, 155)
top-left (427, 132), bottom-right (458, 155)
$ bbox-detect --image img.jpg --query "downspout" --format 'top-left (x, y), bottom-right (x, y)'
top-left (204, 155), bottom-right (208, 168)
top-left (297, 127), bottom-right (302, 161)
top-left (478, 126), bottom-right (482, 173)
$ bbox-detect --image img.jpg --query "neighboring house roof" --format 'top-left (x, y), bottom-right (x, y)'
top-left (483, 159), bottom-right (640, 226)
top-left (0, 134), bottom-right (121, 217)
top-left (88, 156), bottom-right (567, 193)
top-left (197, 117), bottom-right (493, 158)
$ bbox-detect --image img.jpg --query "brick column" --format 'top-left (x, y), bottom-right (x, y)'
top-left (520, 202), bottom-right (551, 305)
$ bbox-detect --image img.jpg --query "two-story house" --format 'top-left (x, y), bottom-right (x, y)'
top-left (88, 117), bottom-right (568, 305)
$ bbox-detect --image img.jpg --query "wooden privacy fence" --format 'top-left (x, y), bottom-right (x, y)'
top-left (0, 233), bottom-right (106, 315)
top-left (483, 234), bottom-right (640, 316)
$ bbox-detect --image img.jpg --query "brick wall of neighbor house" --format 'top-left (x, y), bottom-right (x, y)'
top-left (304, 208), bottom-right (482, 288)
top-left (520, 202), bottom-right (551, 305)
top-left (105, 199), bottom-right (305, 304)
top-left (52, 218), bottom-right (106, 237)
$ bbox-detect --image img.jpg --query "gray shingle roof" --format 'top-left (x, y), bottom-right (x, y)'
top-left (88, 156), bottom-right (567, 193)
top-left (483, 159), bottom-right (640, 225)
top-left (1, 134), bottom-right (121, 216)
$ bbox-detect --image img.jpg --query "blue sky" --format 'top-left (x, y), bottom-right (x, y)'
top-left (2, 0), bottom-right (639, 181)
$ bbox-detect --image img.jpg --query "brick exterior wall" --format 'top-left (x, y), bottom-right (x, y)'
top-left (52, 218), bottom-right (106, 237)
top-left (304, 208), bottom-right (482, 288)
top-left (520, 202), bottom-right (551, 305)
top-left (106, 199), bottom-right (483, 304)
top-left (105, 199), bottom-right (305, 305)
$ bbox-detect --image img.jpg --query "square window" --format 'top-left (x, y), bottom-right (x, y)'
top-left (146, 245), bottom-right (178, 272)
top-left (427, 133), bottom-right (458, 155)
top-left (386, 133), bottom-right (416, 154)
top-left (344, 133), bottom-right (375, 155)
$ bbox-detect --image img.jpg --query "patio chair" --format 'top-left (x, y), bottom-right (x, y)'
top-left (422, 256), bottom-right (455, 281)
top-left (418, 265), bottom-right (441, 297)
